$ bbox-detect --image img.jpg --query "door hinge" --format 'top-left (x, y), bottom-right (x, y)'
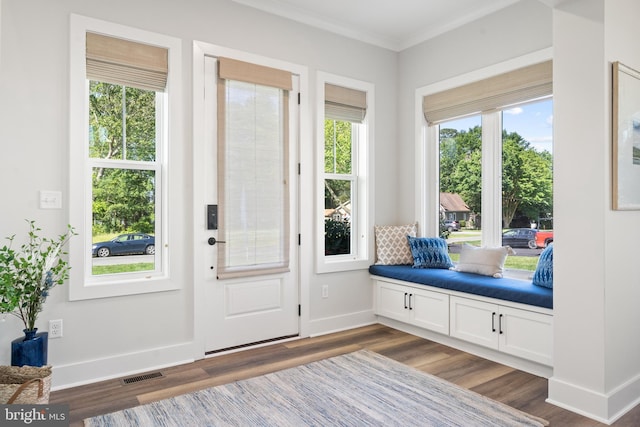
top-left (298, 92), bottom-right (301, 105)
top-left (298, 234), bottom-right (301, 246)
top-left (298, 304), bottom-right (301, 316)
top-left (298, 163), bottom-right (301, 175)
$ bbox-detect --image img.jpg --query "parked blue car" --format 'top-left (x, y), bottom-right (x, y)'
top-left (92, 233), bottom-right (155, 257)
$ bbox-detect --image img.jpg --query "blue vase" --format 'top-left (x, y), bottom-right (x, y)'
top-left (11, 328), bottom-right (48, 367)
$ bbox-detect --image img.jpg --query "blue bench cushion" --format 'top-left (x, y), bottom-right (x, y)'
top-left (369, 264), bottom-right (553, 309)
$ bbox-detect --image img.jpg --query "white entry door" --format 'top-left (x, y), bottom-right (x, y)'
top-left (200, 55), bottom-right (299, 353)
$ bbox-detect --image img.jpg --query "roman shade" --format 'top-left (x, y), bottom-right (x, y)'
top-left (325, 83), bottom-right (367, 123)
top-left (218, 57), bottom-right (292, 91)
top-left (86, 32), bottom-right (168, 92)
top-left (216, 58), bottom-right (291, 279)
top-left (423, 60), bottom-right (552, 125)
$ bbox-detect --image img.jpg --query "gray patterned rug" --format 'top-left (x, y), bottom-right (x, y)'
top-left (84, 350), bottom-right (548, 426)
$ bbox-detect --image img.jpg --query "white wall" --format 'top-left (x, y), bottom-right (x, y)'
top-left (0, 0), bottom-right (396, 388)
top-left (604, 0), bottom-right (640, 412)
top-left (548, 0), bottom-right (640, 422)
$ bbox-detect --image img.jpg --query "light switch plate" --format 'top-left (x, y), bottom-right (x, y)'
top-left (39, 190), bottom-right (62, 209)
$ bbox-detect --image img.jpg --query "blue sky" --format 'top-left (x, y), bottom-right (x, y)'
top-left (442, 98), bottom-right (554, 154)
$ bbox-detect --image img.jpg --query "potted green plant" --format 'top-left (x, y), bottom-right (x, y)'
top-left (0, 220), bottom-right (74, 367)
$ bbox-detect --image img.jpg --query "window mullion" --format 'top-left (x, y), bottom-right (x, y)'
top-left (122, 86), bottom-right (127, 160)
top-left (481, 111), bottom-right (502, 247)
top-left (89, 158), bottom-right (158, 170)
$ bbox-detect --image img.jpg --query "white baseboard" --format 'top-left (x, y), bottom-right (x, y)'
top-left (548, 373), bottom-right (640, 425)
top-left (307, 309), bottom-right (376, 337)
top-left (51, 342), bottom-right (194, 390)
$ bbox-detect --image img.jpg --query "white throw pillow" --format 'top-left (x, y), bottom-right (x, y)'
top-left (454, 244), bottom-right (515, 278)
top-left (374, 223), bottom-right (418, 265)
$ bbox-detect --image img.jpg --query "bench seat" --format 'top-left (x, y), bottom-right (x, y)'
top-left (369, 265), bottom-right (553, 309)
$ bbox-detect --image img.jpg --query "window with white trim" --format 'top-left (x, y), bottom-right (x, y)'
top-left (69, 15), bottom-right (181, 299)
top-left (421, 59), bottom-right (553, 276)
top-left (317, 73), bottom-right (374, 273)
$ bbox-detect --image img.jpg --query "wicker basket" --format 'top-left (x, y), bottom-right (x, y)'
top-left (0, 365), bottom-right (52, 404)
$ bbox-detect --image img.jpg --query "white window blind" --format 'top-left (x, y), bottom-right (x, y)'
top-left (423, 60), bottom-right (552, 125)
top-left (86, 32), bottom-right (168, 92)
top-left (217, 58), bottom-right (292, 279)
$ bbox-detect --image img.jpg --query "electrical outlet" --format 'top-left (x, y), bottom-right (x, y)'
top-left (49, 319), bottom-right (63, 339)
top-left (321, 285), bottom-right (329, 299)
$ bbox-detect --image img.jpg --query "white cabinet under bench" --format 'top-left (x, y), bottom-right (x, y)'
top-left (372, 270), bottom-right (553, 377)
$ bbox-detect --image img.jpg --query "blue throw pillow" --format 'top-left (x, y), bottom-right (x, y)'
top-left (407, 236), bottom-right (454, 269)
top-left (532, 243), bottom-right (553, 288)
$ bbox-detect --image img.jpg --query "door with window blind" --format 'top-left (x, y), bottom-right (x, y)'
top-left (202, 56), bottom-right (299, 353)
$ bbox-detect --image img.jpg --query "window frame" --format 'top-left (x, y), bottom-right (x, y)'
top-left (416, 49), bottom-right (552, 245)
top-left (69, 15), bottom-right (182, 300)
top-left (316, 72), bottom-right (374, 273)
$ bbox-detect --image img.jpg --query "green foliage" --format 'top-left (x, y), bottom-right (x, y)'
top-left (0, 221), bottom-right (75, 331)
top-left (502, 131), bottom-right (553, 227)
top-left (439, 220), bottom-right (451, 240)
top-left (92, 168), bottom-right (155, 234)
top-left (92, 263), bottom-right (154, 275)
top-left (439, 125), bottom-right (553, 227)
top-left (324, 220), bottom-right (350, 255)
top-left (324, 119), bottom-right (352, 174)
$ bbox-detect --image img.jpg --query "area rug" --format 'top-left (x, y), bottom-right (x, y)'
top-left (84, 350), bottom-right (548, 426)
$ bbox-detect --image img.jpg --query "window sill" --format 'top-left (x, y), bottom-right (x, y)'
top-left (68, 275), bottom-right (179, 301)
top-left (316, 257), bottom-right (372, 274)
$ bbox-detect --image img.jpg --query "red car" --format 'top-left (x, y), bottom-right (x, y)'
top-left (502, 228), bottom-right (553, 249)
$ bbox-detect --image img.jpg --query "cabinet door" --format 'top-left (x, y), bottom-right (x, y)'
top-left (498, 306), bottom-right (553, 366)
top-left (450, 296), bottom-right (499, 349)
top-left (376, 281), bottom-right (412, 322)
top-left (412, 289), bottom-right (449, 334)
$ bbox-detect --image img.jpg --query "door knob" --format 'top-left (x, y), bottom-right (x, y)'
top-left (208, 237), bottom-right (226, 245)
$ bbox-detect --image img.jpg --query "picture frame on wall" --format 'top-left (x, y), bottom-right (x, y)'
top-left (612, 61), bottom-right (640, 210)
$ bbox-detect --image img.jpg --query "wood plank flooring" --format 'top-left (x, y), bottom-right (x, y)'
top-left (50, 324), bottom-right (640, 426)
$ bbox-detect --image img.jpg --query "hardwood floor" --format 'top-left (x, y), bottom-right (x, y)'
top-left (50, 324), bottom-right (640, 426)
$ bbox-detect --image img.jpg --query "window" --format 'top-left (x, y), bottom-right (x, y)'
top-left (317, 73), bottom-right (374, 273)
top-left (420, 56), bottom-right (552, 276)
top-left (69, 15), bottom-right (181, 299)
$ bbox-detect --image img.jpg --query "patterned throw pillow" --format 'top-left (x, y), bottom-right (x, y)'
top-left (406, 236), bottom-right (454, 269)
top-left (532, 243), bottom-right (553, 288)
top-left (374, 223), bottom-right (418, 265)
top-left (454, 244), bottom-right (515, 278)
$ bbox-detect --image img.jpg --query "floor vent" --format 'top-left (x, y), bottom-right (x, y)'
top-left (121, 371), bottom-right (164, 385)
top-left (206, 334), bottom-right (299, 355)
